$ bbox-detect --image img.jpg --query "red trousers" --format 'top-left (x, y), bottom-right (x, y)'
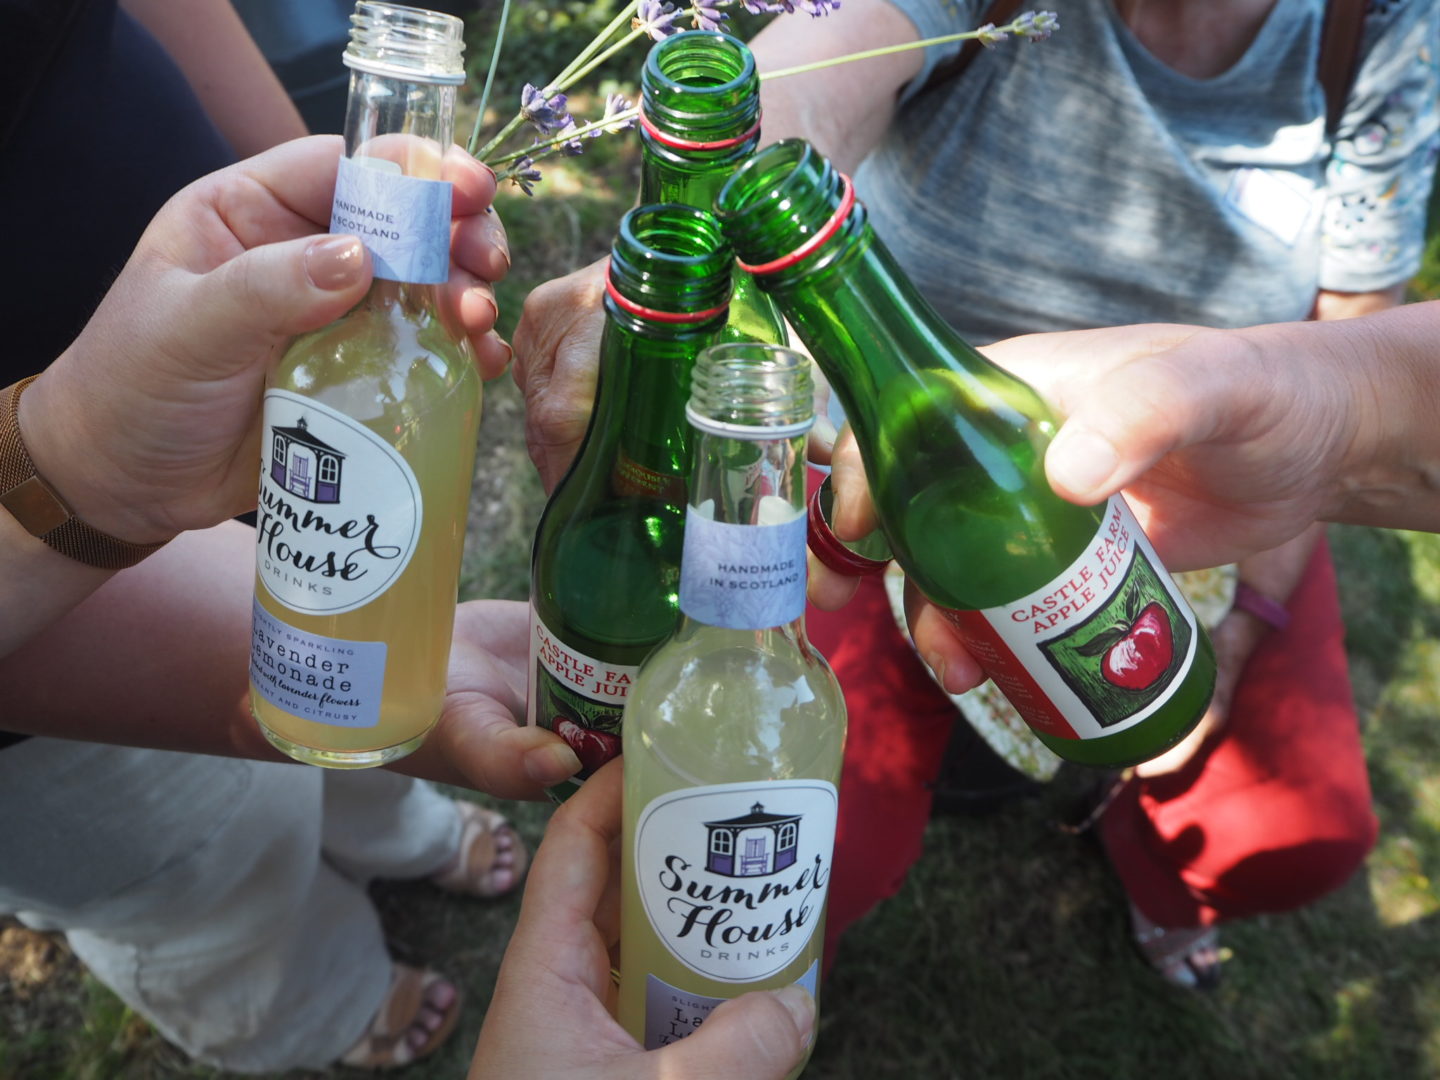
top-left (811, 534), bottom-right (1377, 965)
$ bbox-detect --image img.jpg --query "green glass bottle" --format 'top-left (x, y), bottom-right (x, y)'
top-left (250, 2), bottom-right (481, 769)
top-left (619, 343), bottom-right (845, 1077)
top-left (715, 140), bottom-right (1216, 768)
top-left (528, 205), bottom-right (733, 793)
top-left (640, 30), bottom-right (788, 347)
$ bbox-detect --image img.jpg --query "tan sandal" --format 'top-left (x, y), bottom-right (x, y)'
top-left (429, 799), bottom-right (529, 900)
top-left (340, 963), bottom-right (461, 1069)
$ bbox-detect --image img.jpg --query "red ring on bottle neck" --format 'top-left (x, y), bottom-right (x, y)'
top-left (807, 480), bottom-right (890, 577)
top-left (604, 261), bottom-right (729, 324)
top-left (737, 172), bottom-right (855, 276)
top-left (638, 106), bottom-right (762, 151)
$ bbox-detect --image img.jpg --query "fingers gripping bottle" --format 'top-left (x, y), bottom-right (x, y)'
top-left (715, 140), bottom-right (1216, 769)
top-left (639, 30), bottom-right (789, 347)
top-left (619, 343), bottom-right (845, 1076)
top-left (528, 206), bottom-right (734, 794)
top-left (249, 3), bottom-right (481, 768)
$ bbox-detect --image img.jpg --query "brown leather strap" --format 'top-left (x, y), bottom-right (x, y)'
top-left (1318, 0), bottom-right (1366, 137)
top-left (912, 0), bottom-right (1025, 98)
top-left (0, 376), bottom-right (168, 569)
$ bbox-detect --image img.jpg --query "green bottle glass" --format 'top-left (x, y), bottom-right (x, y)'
top-left (528, 205), bottom-right (733, 793)
top-left (715, 140), bottom-right (1216, 768)
top-left (250, 2), bottom-right (481, 769)
top-left (619, 343), bottom-right (845, 1076)
top-left (640, 30), bottom-right (789, 347)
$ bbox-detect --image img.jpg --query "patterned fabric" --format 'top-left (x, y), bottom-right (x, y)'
top-left (855, 0), bottom-right (1440, 345)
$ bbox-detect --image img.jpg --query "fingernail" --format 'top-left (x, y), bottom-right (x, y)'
top-left (305, 235), bottom-right (366, 290)
top-left (773, 986), bottom-right (816, 1048)
top-left (1048, 425), bottom-right (1119, 500)
top-left (525, 742), bottom-right (581, 784)
top-left (924, 652), bottom-right (948, 690)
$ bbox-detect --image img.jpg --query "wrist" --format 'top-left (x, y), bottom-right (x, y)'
top-left (4, 376), bottom-right (173, 565)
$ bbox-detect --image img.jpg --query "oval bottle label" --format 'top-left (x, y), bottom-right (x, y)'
top-left (940, 496), bottom-right (1199, 741)
top-left (633, 779), bottom-right (837, 983)
top-left (256, 389), bottom-right (422, 616)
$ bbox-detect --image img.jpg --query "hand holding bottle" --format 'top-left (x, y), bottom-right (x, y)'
top-left (18, 135), bottom-right (508, 551)
top-left (470, 761), bottom-right (817, 1080)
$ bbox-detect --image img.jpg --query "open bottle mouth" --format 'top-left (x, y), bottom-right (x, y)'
top-left (608, 204), bottom-right (735, 319)
top-left (641, 30), bottom-right (760, 144)
top-left (345, 2), bottom-right (466, 84)
top-left (714, 139), bottom-right (861, 278)
top-left (687, 342), bottom-right (814, 436)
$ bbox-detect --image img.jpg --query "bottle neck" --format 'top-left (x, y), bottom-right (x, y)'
top-left (580, 304), bottom-right (727, 502)
top-left (675, 428), bottom-right (811, 644)
top-left (337, 68), bottom-right (457, 305)
top-left (639, 132), bottom-right (758, 209)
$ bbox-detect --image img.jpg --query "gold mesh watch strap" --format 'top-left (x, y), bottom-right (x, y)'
top-left (0, 376), bottom-right (168, 569)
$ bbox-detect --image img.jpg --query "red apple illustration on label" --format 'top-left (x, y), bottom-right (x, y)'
top-left (1078, 601), bottom-right (1175, 691)
top-left (554, 717), bottom-right (621, 772)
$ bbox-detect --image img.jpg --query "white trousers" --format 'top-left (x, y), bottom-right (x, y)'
top-left (0, 739), bottom-right (460, 1073)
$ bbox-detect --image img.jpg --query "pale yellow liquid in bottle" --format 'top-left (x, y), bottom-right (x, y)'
top-left (251, 291), bottom-right (481, 767)
top-left (619, 630), bottom-right (845, 1078)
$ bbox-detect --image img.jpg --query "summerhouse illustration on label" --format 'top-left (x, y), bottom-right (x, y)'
top-left (703, 802), bottom-right (801, 878)
top-left (270, 417), bottom-right (346, 504)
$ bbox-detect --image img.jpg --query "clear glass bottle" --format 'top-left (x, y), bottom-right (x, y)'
top-left (619, 343), bottom-right (845, 1077)
top-left (249, 2), bottom-right (481, 768)
top-left (639, 30), bottom-right (788, 347)
top-left (715, 139), bottom-right (1216, 768)
top-left (528, 205), bottom-right (733, 794)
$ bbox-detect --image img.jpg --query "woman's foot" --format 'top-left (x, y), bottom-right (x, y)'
top-left (1129, 902), bottom-right (1223, 990)
top-left (429, 799), bottom-right (529, 900)
top-left (340, 963), bottom-right (461, 1069)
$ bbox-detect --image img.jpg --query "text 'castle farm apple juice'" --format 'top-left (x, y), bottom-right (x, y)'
top-left (249, 3), bottom-right (480, 768)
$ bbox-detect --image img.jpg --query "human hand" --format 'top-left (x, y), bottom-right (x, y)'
top-left (510, 256), bottom-right (608, 492)
top-left (17, 135), bottom-right (509, 547)
top-left (401, 599), bottom-right (582, 800)
top-left (469, 761), bottom-right (817, 1079)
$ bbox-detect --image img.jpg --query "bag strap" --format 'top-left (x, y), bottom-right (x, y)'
top-left (1317, 0), bottom-right (1366, 137)
top-left (916, 0), bottom-right (1367, 139)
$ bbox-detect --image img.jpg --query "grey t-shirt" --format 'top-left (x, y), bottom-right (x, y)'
top-left (854, 0), bottom-right (1440, 344)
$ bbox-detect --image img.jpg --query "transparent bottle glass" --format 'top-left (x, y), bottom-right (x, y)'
top-left (619, 343), bottom-right (845, 1078)
top-left (250, 2), bottom-right (481, 768)
top-left (715, 140), bottom-right (1216, 768)
top-left (528, 205), bottom-right (733, 794)
top-left (640, 30), bottom-right (789, 347)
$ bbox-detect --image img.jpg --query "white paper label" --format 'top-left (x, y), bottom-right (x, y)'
top-left (526, 607), bottom-right (633, 779)
top-left (331, 156), bottom-right (452, 284)
top-left (249, 599), bottom-right (387, 728)
top-left (642, 960), bottom-right (819, 1050)
top-left (1226, 167), bottom-right (1317, 247)
top-left (678, 512), bottom-right (806, 630)
top-left (256, 389), bottom-right (422, 616)
top-left (633, 780), bottom-right (837, 983)
top-left (941, 497), bottom-right (1199, 741)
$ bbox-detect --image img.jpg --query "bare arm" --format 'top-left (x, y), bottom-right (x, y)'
top-left (751, 0), bottom-right (922, 172)
top-left (120, 0), bottom-right (308, 155)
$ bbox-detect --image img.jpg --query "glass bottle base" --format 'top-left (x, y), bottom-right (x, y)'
top-left (259, 724), bottom-right (426, 769)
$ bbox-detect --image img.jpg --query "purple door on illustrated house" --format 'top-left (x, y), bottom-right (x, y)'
top-left (703, 803), bottom-right (802, 878)
top-left (269, 416), bottom-right (346, 504)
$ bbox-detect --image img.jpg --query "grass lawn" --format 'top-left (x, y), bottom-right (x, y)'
top-left (6, 91), bottom-right (1440, 1080)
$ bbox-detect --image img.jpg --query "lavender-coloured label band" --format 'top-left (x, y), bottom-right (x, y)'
top-left (331, 156), bottom-right (451, 284)
top-left (678, 513), bottom-right (807, 630)
top-left (250, 600), bottom-right (387, 729)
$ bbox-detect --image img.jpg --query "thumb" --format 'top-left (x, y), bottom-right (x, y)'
top-left (191, 233), bottom-right (373, 367)
top-left (650, 986), bottom-right (815, 1080)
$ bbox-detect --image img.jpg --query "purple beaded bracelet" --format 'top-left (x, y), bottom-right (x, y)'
top-left (1232, 582), bottom-right (1291, 631)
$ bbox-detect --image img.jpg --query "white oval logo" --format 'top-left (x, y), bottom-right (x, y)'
top-left (255, 389), bottom-right (422, 615)
top-left (634, 780), bottom-right (837, 983)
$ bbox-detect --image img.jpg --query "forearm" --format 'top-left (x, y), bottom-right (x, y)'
top-left (752, 0), bottom-right (920, 172)
top-left (120, 0), bottom-right (307, 156)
